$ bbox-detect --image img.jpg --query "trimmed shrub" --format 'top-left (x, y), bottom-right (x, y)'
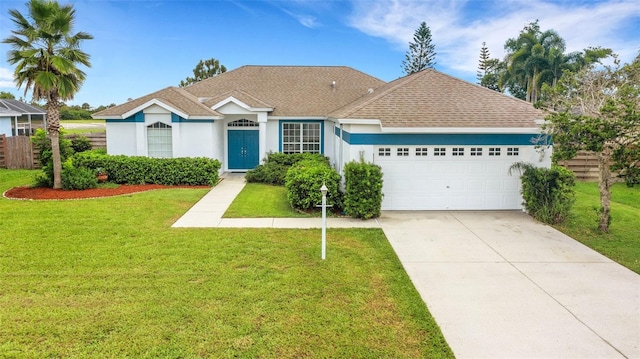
top-left (61, 165), bottom-right (98, 190)
top-left (31, 128), bottom-right (74, 188)
top-left (246, 152), bottom-right (329, 185)
top-left (343, 160), bottom-right (383, 219)
top-left (73, 152), bottom-right (221, 186)
top-left (70, 135), bottom-right (92, 153)
top-left (285, 159), bottom-right (342, 210)
top-left (267, 152), bottom-right (329, 166)
top-left (510, 162), bottom-right (575, 224)
top-left (245, 162), bottom-right (289, 185)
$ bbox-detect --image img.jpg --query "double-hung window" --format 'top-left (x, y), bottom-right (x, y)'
top-left (282, 122), bottom-right (321, 154)
top-left (147, 122), bottom-right (172, 158)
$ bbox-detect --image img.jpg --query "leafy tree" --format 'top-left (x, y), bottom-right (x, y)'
top-left (81, 102), bottom-right (90, 110)
top-left (542, 53), bottom-right (640, 233)
top-left (0, 91), bottom-right (16, 99)
top-left (402, 21), bottom-right (436, 74)
top-left (3, 0), bottom-right (92, 189)
top-left (60, 104), bottom-right (92, 120)
top-left (179, 58), bottom-right (227, 87)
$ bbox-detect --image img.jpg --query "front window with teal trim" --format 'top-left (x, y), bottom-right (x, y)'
top-left (281, 122), bottom-right (321, 154)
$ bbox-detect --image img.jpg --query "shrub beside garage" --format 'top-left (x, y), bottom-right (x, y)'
top-left (343, 160), bottom-right (383, 219)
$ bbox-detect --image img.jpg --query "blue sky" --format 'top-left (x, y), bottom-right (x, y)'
top-left (1, 0), bottom-right (639, 107)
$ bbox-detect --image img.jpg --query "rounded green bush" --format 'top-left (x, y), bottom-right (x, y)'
top-left (285, 160), bottom-right (342, 210)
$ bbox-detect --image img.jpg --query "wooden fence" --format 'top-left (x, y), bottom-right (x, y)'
top-left (0, 133), bottom-right (106, 170)
top-left (1, 135), bottom-right (38, 169)
top-left (66, 133), bottom-right (107, 149)
top-left (558, 151), bottom-right (601, 181)
top-left (0, 134), bottom-right (6, 168)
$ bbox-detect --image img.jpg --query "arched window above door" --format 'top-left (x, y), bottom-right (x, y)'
top-left (228, 119), bottom-right (258, 127)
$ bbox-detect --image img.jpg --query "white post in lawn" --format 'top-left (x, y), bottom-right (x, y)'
top-left (320, 183), bottom-right (328, 260)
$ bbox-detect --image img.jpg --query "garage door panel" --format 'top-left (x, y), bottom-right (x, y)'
top-left (376, 146), bottom-right (523, 210)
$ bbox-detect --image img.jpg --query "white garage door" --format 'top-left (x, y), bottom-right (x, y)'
top-left (374, 146), bottom-right (523, 210)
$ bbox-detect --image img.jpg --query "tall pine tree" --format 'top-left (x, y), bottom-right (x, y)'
top-left (402, 21), bottom-right (436, 74)
top-left (477, 42), bottom-right (502, 92)
top-left (477, 42), bottom-right (491, 82)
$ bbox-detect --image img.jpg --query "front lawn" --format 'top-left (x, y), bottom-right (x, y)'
top-left (554, 181), bottom-right (640, 274)
top-left (0, 169), bottom-right (452, 358)
top-left (223, 183), bottom-right (311, 218)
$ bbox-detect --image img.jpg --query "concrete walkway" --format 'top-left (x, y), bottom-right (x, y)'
top-left (173, 174), bottom-right (640, 358)
top-left (380, 211), bottom-right (640, 359)
top-left (172, 173), bottom-right (379, 228)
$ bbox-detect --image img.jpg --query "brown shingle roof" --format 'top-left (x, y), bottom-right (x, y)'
top-left (329, 69), bottom-right (544, 128)
top-left (94, 87), bottom-right (221, 118)
top-left (184, 66), bottom-right (384, 117)
top-left (203, 89), bottom-right (273, 109)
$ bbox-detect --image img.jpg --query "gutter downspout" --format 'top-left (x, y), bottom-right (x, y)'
top-left (339, 123), bottom-right (344, 176)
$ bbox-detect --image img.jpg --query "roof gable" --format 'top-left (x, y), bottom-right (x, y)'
top-left (206, 90), bottom-right (274, 112)
top-left (330, 69), bottom-right (544, 128)
top-left (93, 87), bottom-right (221, 119)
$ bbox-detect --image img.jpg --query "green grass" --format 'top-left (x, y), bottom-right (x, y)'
top-left (0, 169), bottom-right (452, 358)
top-left (60, 119), bottom-right (105, 134)
top-left (554, 181), bottom-right (640, 274)
top-left (223, 183), bottom-right (312, 218)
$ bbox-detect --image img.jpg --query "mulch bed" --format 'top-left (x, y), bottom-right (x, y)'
top-left (4, 184), bottom-right (210, 200)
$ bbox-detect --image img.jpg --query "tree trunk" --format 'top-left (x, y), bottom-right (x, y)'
top-left (597, 148), bottom-right (612, 233)
top-left (47, 96), bottom-right (62, 189)
top-left (531, 69), bottom-right (538, 104)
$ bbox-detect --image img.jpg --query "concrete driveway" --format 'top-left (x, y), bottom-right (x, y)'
top-left (379, 211), bottom-right (640, 359)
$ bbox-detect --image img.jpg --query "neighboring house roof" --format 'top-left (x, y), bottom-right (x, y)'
top-left (94, 86), bottom-right (221, 118)
top-left (0, 107), bottom-right (22, 117)
top-left (182, 65), bottom-right (384, 117)
top-left (0, 99), bottom-right (46, 115)
top-left (329, 69), bottom-right (544, 128)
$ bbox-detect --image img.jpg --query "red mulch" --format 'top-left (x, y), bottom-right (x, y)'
top-left (4, 184), bottom-right (210, 200)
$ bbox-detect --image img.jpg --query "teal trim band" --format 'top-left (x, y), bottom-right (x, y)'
top-left (171, 113), bottom-right (215, 123)
top-left (171, 113), bottom-right (185, 122)
top-left (338, 129), bottom-right (544, 145)
top-left (105, 111), bottom-right (144, 123)
top-left (177, 119), bottom-right (216, 123)
top-left (279, 119), bottom-right (325, 154)
top-left (334, 126), bottom-right (350, 143)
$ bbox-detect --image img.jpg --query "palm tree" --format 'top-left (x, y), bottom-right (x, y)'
top-left (504, 21), bottom-right (564, 103)
top-left (3, 0), bottom-right (92, 188)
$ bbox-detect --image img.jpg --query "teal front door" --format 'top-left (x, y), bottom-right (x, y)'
top-left (228, 130), bottom-right (259, 170)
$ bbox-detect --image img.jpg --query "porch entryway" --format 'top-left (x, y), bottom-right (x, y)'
top-left (227, 130), bottom-right (259, 170)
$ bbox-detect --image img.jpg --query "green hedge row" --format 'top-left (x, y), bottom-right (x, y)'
top-left (285, 159), bottom-right (342, 210)
top-left (343, 160), bottom-right (383, 219)
top-left (510, 162), bottom-right (575, 224)
top-left (246, 152), bottom-right (329, 185)
top-left (73, 151), bottom-right (221, 186)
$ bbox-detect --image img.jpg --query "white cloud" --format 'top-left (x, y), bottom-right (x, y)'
top-left (0, 67), bottom-right (16, 88)
top-left (282, 9), bottom-right (319, 28)
top-left (348, 0), bottom-right (640, 79)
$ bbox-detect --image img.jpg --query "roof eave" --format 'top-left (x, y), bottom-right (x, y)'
top-left (379, 126), bottom-right (543, 134)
